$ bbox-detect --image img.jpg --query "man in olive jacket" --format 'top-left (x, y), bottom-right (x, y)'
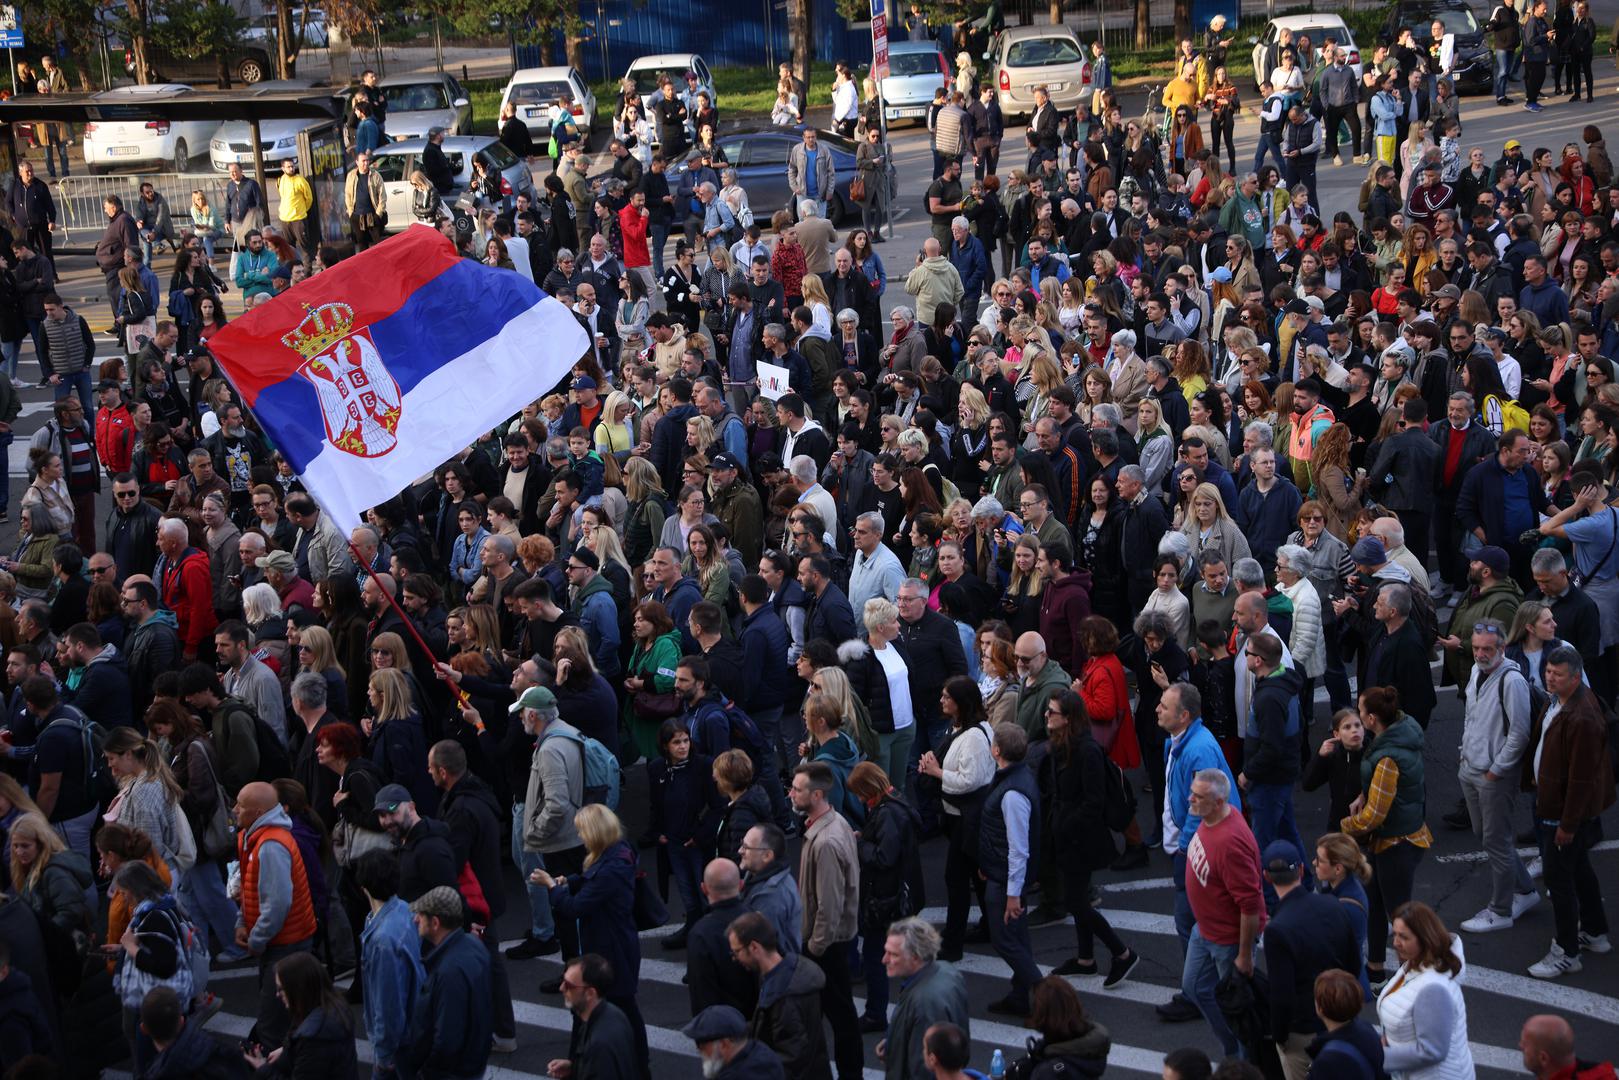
top-left (879, 917), bottom-right (968, 1080)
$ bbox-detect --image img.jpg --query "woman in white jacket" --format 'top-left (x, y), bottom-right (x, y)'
top-left (917, 675), bottom-right (997, 961)
top-left (1377, 902), bottom-right (1475, 1080)
top-left (1274, 542), bottom-right (1325, 694)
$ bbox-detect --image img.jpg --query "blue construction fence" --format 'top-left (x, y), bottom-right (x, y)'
top-left (516, 0), bottom-right (875, 81)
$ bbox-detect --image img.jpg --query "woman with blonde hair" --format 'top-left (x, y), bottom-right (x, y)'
top-left (1019, 348), bottom-right (1063, 441)
top-left (1135, 398), bottom-right (1175, 490)
top-left (363, 666), bottom-right (435, 814)
top-left (594, 390), bottom-right (639, 464)
top-left (799, 273), bottom-right (834, 335)
top-left (10, 811), bottom-right (95, 955)
top-left (1179, 481), bottom-right (1252, 568)
top-left (101, 725), bottom-right (189, 881)
top-left (532, 802), bottom-right (647, 1074)
top-left (623, 456), bottom-right (672, 567)
top-left (685, 413), bottom-right (717, 459)
top-left (682, 523), bottom-right (731, 609)
top-left (1315, 830), bottom-right (1374, 997)
top-left (806, 664), bottom-right (878, 762)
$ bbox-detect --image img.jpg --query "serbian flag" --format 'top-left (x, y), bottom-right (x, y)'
top-left (206, 226), bottom-right (588, 528)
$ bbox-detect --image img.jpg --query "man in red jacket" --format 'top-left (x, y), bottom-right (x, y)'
top-left (155, 516), bottom-right (215, 662)
top-left (618, 190), bottom-right (656, 310)
top-left (1520, 1014), bottom-right (1616, 1080)
top-left (93, 380), bottom-right (134, 477)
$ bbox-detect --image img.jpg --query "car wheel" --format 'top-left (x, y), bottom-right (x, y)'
top-left (238, 57), bottom-right (265, 84)
top-left (173, 140), bottom-right (191, 173)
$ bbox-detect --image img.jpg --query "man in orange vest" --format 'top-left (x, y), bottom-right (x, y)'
top-left (1286, 376), bottom-right (1337, 492)
top-left (233, 781), bottom-right (317, 1051)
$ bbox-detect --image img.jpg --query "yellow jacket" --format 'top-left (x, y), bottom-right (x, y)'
top-left (1162, 77), bottom-right (1199, 116)
top-left (278, 173), bottom-right (314, 222)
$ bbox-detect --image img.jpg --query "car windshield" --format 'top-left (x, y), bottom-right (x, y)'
top-left (510, 81), bottom-right (572, 106)
top-left (1424, 10), bottom-right (1479, 36)
top-left (482, 142), bottom-right (519, 169)
top-left (384, 82), bottom-right (449, 111)
top-left (1293, 25), bottom-right (1355, 49)
top-left (1006, 37), bottom-right (1083, 67)
top-left (888, 51), bottom-right (943, 77)
top-left (630, 69), bottom-right (679, 96)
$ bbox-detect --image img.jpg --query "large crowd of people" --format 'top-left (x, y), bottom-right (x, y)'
top-left (4, 9), bottom-right (1619, 1080)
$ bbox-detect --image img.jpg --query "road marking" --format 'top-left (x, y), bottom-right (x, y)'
top-left (1436, 840), bottom-right (1619, 864)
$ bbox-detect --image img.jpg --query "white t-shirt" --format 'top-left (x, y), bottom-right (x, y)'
top-left (874, 642), bottom-right (915, 731)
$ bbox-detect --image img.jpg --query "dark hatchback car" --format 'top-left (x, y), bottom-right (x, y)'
top-left (1381, 0), bottom-right (1493, 95)
top-left (126, 39), bottom-right (274, 86)
top-left (669, 127), bottom-right (863, 225)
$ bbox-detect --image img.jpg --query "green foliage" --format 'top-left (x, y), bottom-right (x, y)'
top-left (148, 0), bottom-right (248, 62)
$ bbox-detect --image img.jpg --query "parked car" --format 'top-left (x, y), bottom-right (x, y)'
top-left (499, 66), bottom-right (597, 141)
top-left (989, 24), bottom-right (1091, 122)
top-left (667, 126), bottom-right (860, 225)
top-left (377, 73), bottom-right (473, 141)
top-left (125, 36), bottom-right (272, 86)
top-left (623, 53), bottom-right (717, 111)
top-left (369, 136), bottom-right (536, 232)
top-left (208, 79), bottom-right (333, 172)
top-left (1248, 15), bottom-right (1364, 92)
top-left (879, 40), bottom-right (951, 125)
top-left (1380, 0), bottom-right (1493, 95)
top-left (82, 84), bottom-right (223, 173)
top-left (242, 6), bottom-right (330, 50)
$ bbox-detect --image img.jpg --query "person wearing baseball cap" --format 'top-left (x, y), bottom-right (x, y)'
top-left (401, 885), bottom-right (494, 1080)
top-left (683, 1004), bottom-right (782, 1079)
top-left (373, 783), bottom-right (459, 902)
top-left (707, 451), bottom-right (764, 567)
top-left (1260, 838), bottom-right (1362, 1077)
top-left (510, 683), bottom-right (590, 969)
top-left (562, 375), bottom-right (603, 436)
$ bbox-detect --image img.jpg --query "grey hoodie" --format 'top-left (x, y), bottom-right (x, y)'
top-left (522, 718), bottom-right (584, 854)
top-left (240, 804), bottom-right (300, 952)
top-left (1460, 659), bottom-right (1532, 777)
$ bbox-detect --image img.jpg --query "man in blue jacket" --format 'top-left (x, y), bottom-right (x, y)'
top-left (1155, 681), bottom-right (1241, 1022)
top-left (402, 886), bottom-right (491, 1080)
top-left (947, 217), bottom-right (988, 326)
top-left (1519, 254), bottom-right (1570, 325)
top-left (739, 575), bottom-right (791, 779)
top-left (1456, 429), bottom-right (1548, 585)
top-left (565, 549), bottom-right (621, 680)
top-left (1233, 448), bottom-right (1302, 577)
top-left (353, 849), bottom-right (425, 1079)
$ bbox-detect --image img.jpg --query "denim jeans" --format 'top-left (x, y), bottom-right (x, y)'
top-left (650, 222), bottom-right (670, 279)
top-left (1247, 782), bottom-right (1311, 908)
top-left (1495, 49), bottom-right (1513, 99)
top-left (53, 368), bottom-right (95, 423)
top-left (667, 840), bottom-right (705, 928)
top-left (1252, 133), bottom-right (1286, 176)
top-left (511, 802), bottom-right (556, 941)
top-left (1171, 850), bottom-right (1195, 958)
top-left (985, 879), bottom-right (1041, 1009)
top-left (0, 340), bottom-right (17, 380)
top-left (1460, 764), bottom-right (1534, 916)
top-left (1182, 925), bottom-right (1242, 1058)
top-left (179, 858), bottom-right (246, 955)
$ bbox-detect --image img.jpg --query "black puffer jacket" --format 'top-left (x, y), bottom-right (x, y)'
top-left (439, 772), bottom-right (506, 920)
top-left (254, 1006), bottom-right (357, 1080)
top-left (1007, 1021), bottom-right (1112, 1080)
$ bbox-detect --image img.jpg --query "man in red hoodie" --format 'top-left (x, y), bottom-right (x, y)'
top-left (1520, 1015), bottom-right (1616, 1080)
top-left (93, 380), bottom-right (134, 477)
top-left (618, 189), bottom-right (656, 311)
top-left (155, 515), bottom-right (215, 662)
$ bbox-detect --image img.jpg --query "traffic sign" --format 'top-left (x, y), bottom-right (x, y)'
top-left (0, 32), bottom-right (24, 49)
top-left (870, 0), bottom-right (889, 80)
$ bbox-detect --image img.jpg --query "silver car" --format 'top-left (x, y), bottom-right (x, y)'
top-left (880, 41), bottom-right (951, 125)
top-left (990, 24), bottom-right (1091, 121)
top-left (377, 73), bottom-right (473, 142)
top-left (369, 136), bottom-right (536, 233)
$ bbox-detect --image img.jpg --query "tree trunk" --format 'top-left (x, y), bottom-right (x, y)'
top-left (1134, 0), bottom-right (1148, 49)
top-left (275, 0), bottom-right (293, 78)
top-left (1049, 0), bottom-right (1061, 25)
top-left (788, 0), bottom-right (810, 93)
top-left (1173, 0), bottom-right (1191, 42)
top-left (125, 0), bottom-right (150, 83)
top-left (564, 21), bottom-right (585, 72)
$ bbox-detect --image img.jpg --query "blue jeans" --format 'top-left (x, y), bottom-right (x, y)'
top-left (650, 222), bottom-right (670, 279)
top-left (1495, 49), bottom-right (1513, 99)
top-left (1252, 132), bottom-right (1286, 176)
top-left (1171, 850), bottom-right (1195, 958)
top-left (53, 368), bottom-right (95, 423)
top-left (985, 879), bottom-right (1041, 1009)
top-left (1182, 925), bottom-right (1242, 1058)
top-left (1246, 781), bottom-right (1311, 906)
top-left (667, 840), bottom-right (705, 928)
top-left (179, 858), bottom-right (245, 956)
top-left (511, 802), bottom-right (556, 941)
top-left (0, 340), bottom-right (17, 380)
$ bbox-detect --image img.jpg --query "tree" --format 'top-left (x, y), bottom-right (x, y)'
top-left (788, 0), bottom-right (811, 88)
top-left (23, 0), bottom-right (102, 88)
top-left (1134, 0), bottom-right (1148, 49)
top-left (1173, 0), bottom-right (1191, 42)
top-left (149, 0), bottom-right (247, 87)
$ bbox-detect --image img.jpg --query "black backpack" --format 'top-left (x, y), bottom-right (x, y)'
top-left (224, 699), bottom-right (292, 783)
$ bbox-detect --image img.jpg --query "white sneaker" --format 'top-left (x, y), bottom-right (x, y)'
top-left (1511, 891), bottom-right (1542, 918)
top-left (1528, 857), bottom-right (1544, 878)
top-left (1529, 943), bottom-right (1583, 978)
top-left (491, 1035), bottom-right (518, 1053)
top-left (1579, 931), bottom-right (1613, 954)
top-left (1461, 907), bottom-right (1515, 933)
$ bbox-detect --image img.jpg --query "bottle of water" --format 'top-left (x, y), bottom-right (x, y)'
top-left (990, 1048), bottom-right (1006, 1080)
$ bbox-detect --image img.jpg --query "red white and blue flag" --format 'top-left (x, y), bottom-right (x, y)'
top-left (207, 225), bottom-right (587, 528)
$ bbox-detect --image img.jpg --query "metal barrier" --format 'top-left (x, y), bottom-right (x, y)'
top-left (50, 171), bottom-right (288, 251)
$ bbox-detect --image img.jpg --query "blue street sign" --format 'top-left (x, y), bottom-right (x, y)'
top-left (0, 30), bottom-right (23, 48)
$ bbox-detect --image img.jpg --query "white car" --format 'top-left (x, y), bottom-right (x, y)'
top-left (500, 66), bottom-right (597, 141)
top-left (623, 53), bottom-right (716, 111)
top-left (1248, 15), bottom-right (1363, 92)
top-left (209, 79), bottom-right (327, 172)
top-left (82, 84), bottom-right (222, 173)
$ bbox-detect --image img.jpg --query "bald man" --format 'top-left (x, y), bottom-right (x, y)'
top-left (234, 780), bottom-right (318, 1050)
top-left (688, 858), bottom-right (756, 1016)
top-left (1013, 631), bottom-right (1069, 741)
top-left (1520, 1015), bottom-right (1610, 1080)
top-left (904, 235), bottom-right (963, 326)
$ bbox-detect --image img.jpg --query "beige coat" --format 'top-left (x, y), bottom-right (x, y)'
top-left (800, 806), bottom-right (859, 954)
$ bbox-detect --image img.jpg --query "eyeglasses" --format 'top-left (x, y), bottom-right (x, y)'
top-left (90, 565), bottom-right (114, 575)
top-left (114, 490), bottom-right (139, 500)
top-left (1473, 621), bottom-right (1503, 634)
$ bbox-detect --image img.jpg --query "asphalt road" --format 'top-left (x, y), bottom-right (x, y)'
top-left (21, 59), bottom-right (1619, 1080)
